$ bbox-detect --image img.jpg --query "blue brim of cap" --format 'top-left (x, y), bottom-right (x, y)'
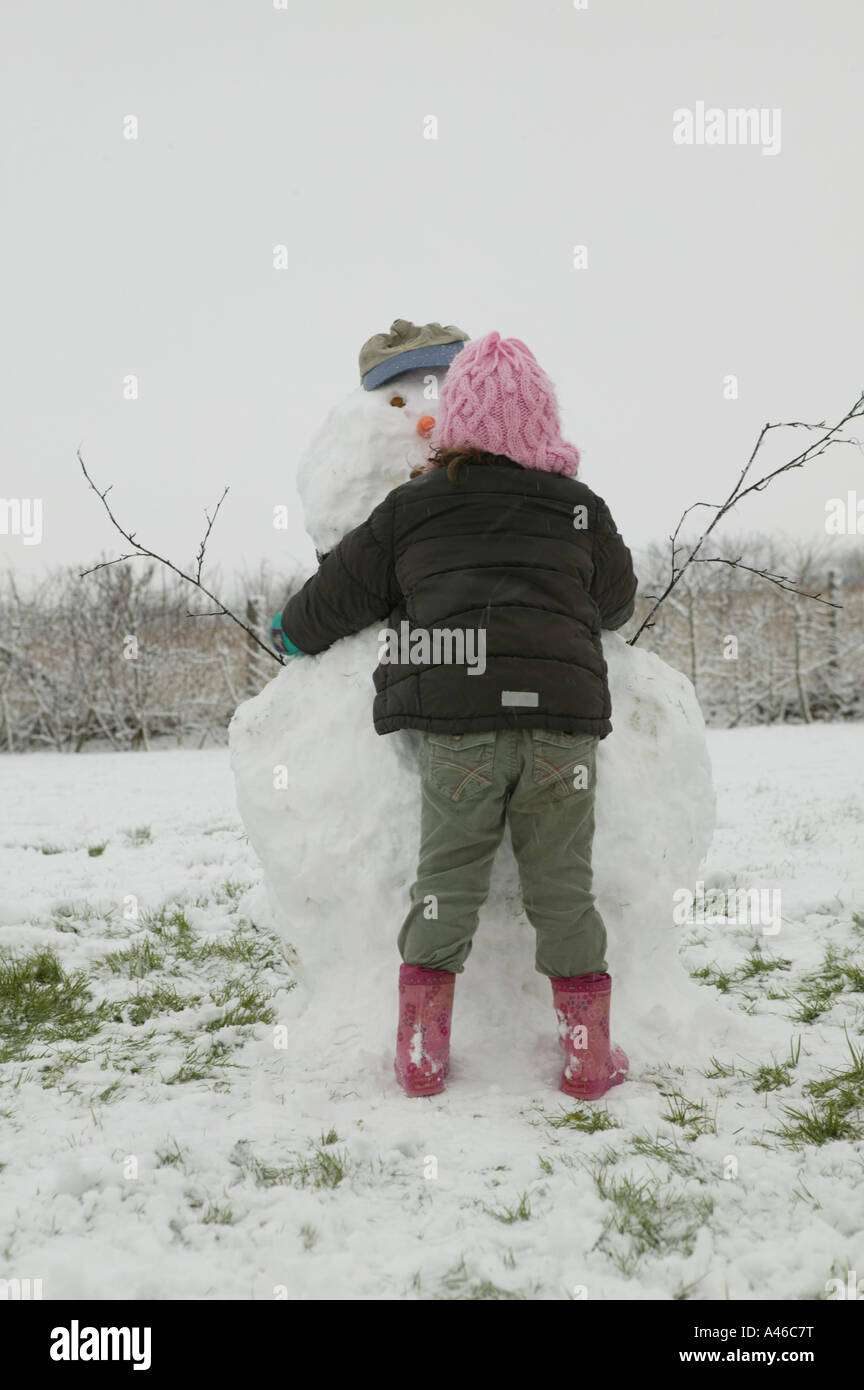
top-left (361, 339), bottom-right (466, 391)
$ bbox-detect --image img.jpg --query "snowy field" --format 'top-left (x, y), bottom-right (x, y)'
top-left (1, 725), bottom-right (863, 1301)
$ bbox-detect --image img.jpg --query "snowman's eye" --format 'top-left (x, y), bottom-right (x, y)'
top-left (389, 394), bottom-right (406, 407)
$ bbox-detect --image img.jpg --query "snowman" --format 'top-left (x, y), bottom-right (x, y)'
top-left (229, 320), bottom-right (763, 1098)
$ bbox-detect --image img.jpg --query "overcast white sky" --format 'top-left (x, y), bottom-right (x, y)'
top-left (2, 0), bottom-right (863, 582)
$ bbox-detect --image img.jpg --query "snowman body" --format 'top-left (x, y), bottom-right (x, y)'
top-left (229, 370), bottom-right (756, 1082)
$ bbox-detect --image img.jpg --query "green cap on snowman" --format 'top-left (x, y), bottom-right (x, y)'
top-left (359, 319), bottom-right (469, 391)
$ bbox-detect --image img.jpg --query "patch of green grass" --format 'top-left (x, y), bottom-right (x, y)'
top-left (483, 1191), bottom-right (532, 1224)
top-left (139, 902), bottom-right (286, 975)
top-left (790, 1177), bottom-right (821, 1210)
top-left (806, 1034), bottom-right (864, 1095)
top-left (35, 1036), bottom-right (162, 1094)
top-left (702, 1056), bottom-right (736, 1079)
top-left (690, 965), bottom-right (734, 994)
top-left (747, 1041), bottom-right (801, 1093)
top-left (660, 1091), bottom-right (716, 1137)
top-left (203, 980), bottom-right (275, 1032)
top-left (631, 1131), bottom-right (699, 1178)
top-left (790, 995), bottom-right (829, 1025)
top-left (93, 1078), bottom-right (121, 1104)
top-left (299, 1224), bottom-right (318, 1251)
top-left (140, 905), bottom-right (198, 956)
top-left (87, 842), bottom-right (108, 858)
top-left (200, 932), bottom-right (285, 972)
top-left (773, 1099), bottom-right (864, 1148)
top-left (765, 1035), bottom-right (864, 1147)
top-left (36, 1044), bottom-right (97, 1090)
top-left (201, 1203), bottom-right (235, 1225)
top-left (123, 984), bottom-right (202, 1027)
top-left (232, 1141), bottom-right (354, 1191)
top-left (843, 964), bottom-right (864, 994)
top-left (51, 918), bottom-right (80, 936)
top-left (544, 1104), bottom-right (620, 1133)
top-left (236, 1154), bottom-right (293, 1187)
top-left (123, 825), bottom-right (152, 847)
top-left (691, 949), bottom-right (795, 1004)
top-left (4, 892), bottom-right (292, 1095)
top-left (164, 1038), bottom-right (240, 1087)
top-left (103, 937), bottom-right (166, 979)
top-left (51, 901), bottom-right (114, 931)
top-left (83, 1030), bottom-right (162, 1081)
top-left (0, 948), bottom-right (108, 1064)
top-left (738, 951), bottom-right (793, 980)
top-left (750, 1061), bottom-right (795, 1092)
top-left (212, 879), bottom-right (253, 905)
top-left (674, 1274), bottom-right (707, 1300)
top-left (155, 1140), bottom-right (185, 1168)
top-left (789, 946), bottom-right (864, 1023)
top-left (433, 1256), bottom-right (527, 1300)
top-left (289, 1145), bottom-right (351, 1190)
top-left (592, 1167), bottom-right (713, 1275)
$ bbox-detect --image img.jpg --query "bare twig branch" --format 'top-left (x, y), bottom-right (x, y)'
top-left (195, 488), bottom-right (229, 584)
top-left (688, 555), bottom-right (841, 606)
top-left (76, 448), bottom-right (283, 665)
top-left (629, 390), bottom-right (864, 644)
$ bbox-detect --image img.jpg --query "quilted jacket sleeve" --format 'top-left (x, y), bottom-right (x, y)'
top-left (279, 491), bottom-right (400, 655)
top-left (589, 496), bottom-right (638, 631)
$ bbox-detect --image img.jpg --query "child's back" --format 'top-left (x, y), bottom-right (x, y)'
top-left (283, 455), bottom-right (636, 738)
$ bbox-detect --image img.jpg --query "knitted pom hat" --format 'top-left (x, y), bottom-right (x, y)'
top-left (430, 331), bottom-right (580, 476)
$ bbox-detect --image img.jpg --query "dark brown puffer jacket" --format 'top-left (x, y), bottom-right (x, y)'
top-left (280, 457), bottom-right (637, 738)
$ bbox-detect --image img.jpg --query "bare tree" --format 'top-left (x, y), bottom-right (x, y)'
top-left (77, 449), bottom-right (283, 667)
top-left (630, 390), bottom-right (864, 645)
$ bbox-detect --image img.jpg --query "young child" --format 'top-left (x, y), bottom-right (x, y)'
top-left (273, 331), bottom-right (637, 1100)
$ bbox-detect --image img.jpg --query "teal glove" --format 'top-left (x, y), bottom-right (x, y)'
top-left (270, 613), bottom-right (305, 658)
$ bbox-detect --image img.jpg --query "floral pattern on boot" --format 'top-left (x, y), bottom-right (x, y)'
top-left (551, 971), bottom-right (629, 1101)
top-left (394, 963), bottom-right (455, 1097)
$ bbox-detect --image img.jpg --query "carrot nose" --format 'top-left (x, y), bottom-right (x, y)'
top-left (417, 415), bottom-right (435, 437)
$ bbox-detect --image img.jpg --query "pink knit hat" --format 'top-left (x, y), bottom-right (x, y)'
top-left (430, 331), bottom-right (580, 476)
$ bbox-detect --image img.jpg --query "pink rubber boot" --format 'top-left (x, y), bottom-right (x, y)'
top-left (551, 972), bottom-right (629, 1100)
top-left (394, 964), bottom-right (455, 1097)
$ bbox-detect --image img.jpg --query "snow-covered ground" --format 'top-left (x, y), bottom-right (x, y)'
top-left (1, 726), bottom-right (863, 1301)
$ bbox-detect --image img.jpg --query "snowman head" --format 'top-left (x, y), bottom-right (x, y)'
top-left (296, 320), bottom-right (469, 555)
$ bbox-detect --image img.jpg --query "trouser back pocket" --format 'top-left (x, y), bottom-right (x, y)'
top-left (421, 731), bottom-right (497, 802)
top-left (530, 730), bottom-right (596, 800)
